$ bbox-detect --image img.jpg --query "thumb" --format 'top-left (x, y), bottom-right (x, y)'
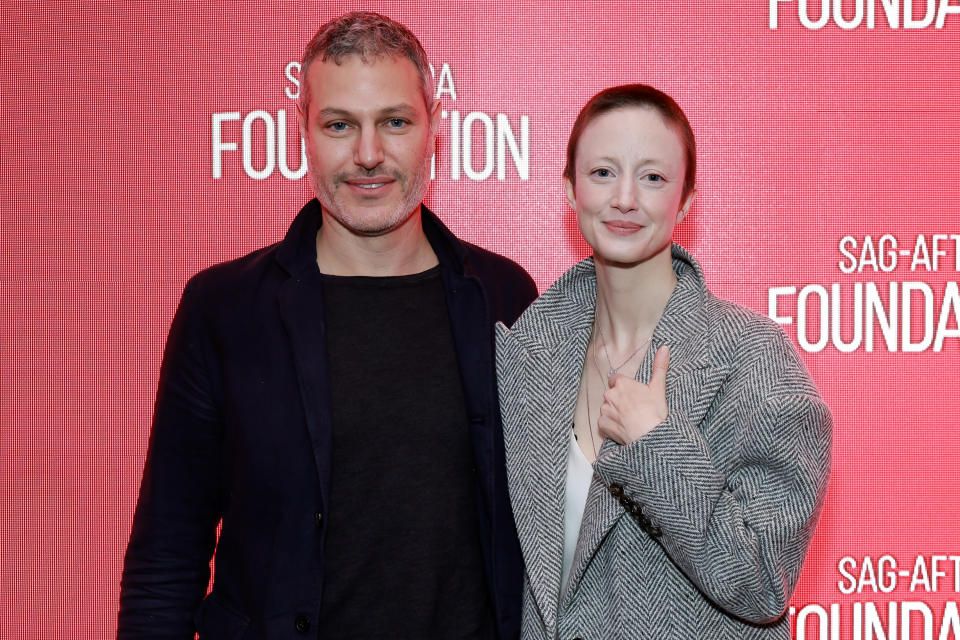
top-left (649, 345), bottom-right (670, 395)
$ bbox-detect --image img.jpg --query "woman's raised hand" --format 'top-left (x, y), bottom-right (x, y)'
top-left (597, 345), bottom-right (670, 445)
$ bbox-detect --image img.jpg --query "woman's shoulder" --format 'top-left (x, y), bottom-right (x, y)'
top-left (672, 244), bottom-right (788, 350)
top-left (672, 245), bottom-right (811, 391)
top-left (507, 257), bottom-right (596, 337)
top-left (704, 294), bottom-right (783, 342)
top-left (701, 292), bottom-right (819, 396)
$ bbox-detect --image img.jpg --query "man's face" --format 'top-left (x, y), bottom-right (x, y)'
top-left (299, 54), bottom-right (438, 237)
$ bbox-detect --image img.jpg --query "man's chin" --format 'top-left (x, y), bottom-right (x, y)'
top-left (330, 202), bottom-right (421, 238)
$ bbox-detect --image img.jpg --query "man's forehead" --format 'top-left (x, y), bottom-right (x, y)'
top-left (308, 52), bottom-right (419, 81)
top-left (306, 54), bottom-right (427, 116)
top-left (321, 50), bottom-right (412, 68)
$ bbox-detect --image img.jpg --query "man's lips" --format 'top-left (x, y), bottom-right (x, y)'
top-left (343, 177), bottom-right (396, 194)
top-left (602, 220), bottom-right (644, 235)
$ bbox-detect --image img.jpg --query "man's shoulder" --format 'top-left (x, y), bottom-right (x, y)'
top-left (184, 199), bottom-right (319, 298)
top-left (422, 206), bottom-right (536, 298)
top-left (459, 240), bottom-right (538, 318)
top-left (182, 240), bottom-right (283, 302)
top-left (461, 240), bottom-right (533, 286)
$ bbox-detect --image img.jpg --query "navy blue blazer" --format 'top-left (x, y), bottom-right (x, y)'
top-left (118, 200), bottom-right (538, 640)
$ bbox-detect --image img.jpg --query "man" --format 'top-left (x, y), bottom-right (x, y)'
top-left (118, 12), bottom-right (536, 639)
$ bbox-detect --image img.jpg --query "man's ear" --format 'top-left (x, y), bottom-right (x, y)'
top-left (429, 99), bottom-right (441, 137)
top-left (296, 101), bottom-right (307, 137)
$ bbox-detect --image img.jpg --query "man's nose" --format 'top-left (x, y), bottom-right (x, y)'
top-left (354, 126), bottom-right (385, 170)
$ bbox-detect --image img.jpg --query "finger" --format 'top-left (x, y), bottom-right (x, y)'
top-left (597, 415), bottom-right (623, 444)
top-left (607, 372), bottom-right (629, 389)
top-left (602, 387), bottom-right (620, 411)
top-left (598, 397), bottom-right (618, 421)
top-left (649, 345), bottom-right (670, 396)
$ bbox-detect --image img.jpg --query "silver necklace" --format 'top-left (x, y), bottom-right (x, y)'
top-left (577, 321), bottom-right (626, 459)
top-left (577, 373), bottom-right (600, 458)
top-left (576, 317), bottom-right (651, 459)
top-left (573, 323), bottom-right (606, 459)
top-left (595, 314), bottom-right (651, 378)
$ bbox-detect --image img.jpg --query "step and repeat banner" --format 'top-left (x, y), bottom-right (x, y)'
top-left (3, 1), bottom-right (959, 638)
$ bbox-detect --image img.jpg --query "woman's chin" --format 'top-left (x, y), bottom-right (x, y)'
top-left (590, 240), bottom-right (672, 269)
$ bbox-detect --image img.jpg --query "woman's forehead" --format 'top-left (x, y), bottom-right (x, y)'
top-left (577, 107), bottom-right (686, 163)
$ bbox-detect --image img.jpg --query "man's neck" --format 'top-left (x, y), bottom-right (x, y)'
top-left (315, 206), bottom-right (439, 277)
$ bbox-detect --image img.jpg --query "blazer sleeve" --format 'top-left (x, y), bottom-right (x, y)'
top-left (117, 277), bottom-right (224, 639)
top-left (593, 327), bottom-right (832, 624)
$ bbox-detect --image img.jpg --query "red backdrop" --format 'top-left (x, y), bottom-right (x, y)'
top-left (3, 1), bottom-right (960, 638)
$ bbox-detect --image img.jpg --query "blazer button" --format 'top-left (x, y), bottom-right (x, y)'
top-left (294, 614), bottom-right (310, 633)
top-left (314, 512), bottom-right (323, 528)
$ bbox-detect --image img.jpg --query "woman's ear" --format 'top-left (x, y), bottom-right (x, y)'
top-left (677, 188), bottom-right (697, 222)
top-left (564, 176), bottom-right (577, 212)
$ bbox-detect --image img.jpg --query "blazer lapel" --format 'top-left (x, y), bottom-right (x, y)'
top-left (278, 271), bottom-right (335, 514)
top-left (496, 271), bottom-right (595, 635)
top-left (650, 249), bottom-right (731, 431)
top-left (270, 201), bottom-right (335, 510)
top-left (497, 326), bottom-right (565, 634)
top-left (560, 450), bottom-right (622, 606)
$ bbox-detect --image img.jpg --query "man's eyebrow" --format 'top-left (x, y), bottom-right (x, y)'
top-left (315, 107), bottom-right (352, 120)
top-left (378, 103), bottom-right (418, 116)
top-left (315, 104), bottom-right (420, 120)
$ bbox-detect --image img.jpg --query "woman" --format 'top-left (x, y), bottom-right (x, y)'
top-left (496, 85), bottom-right (831, 639)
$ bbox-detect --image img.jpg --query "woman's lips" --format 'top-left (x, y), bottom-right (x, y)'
top-left (602, 220), bottom-right (644, 235)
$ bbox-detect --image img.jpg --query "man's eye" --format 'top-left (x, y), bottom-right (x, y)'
top-left (388, 118), bottom-right (407, 128)
top-left (328, 121), bottom-right (349, 131)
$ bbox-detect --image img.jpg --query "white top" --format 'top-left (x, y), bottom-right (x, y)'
top-left (561, 429), bottom-right (594, 594)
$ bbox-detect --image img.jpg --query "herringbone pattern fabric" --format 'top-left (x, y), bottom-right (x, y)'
top-left (495, 245), bottom-right (832, 640)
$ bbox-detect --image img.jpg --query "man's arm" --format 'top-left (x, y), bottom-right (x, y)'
top-left (118, 278), bottom-right (223, 639)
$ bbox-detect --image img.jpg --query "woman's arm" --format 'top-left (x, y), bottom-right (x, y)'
top-left (593, 327), bottom-right (832, 624)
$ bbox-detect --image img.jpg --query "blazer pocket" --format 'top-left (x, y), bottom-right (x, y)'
top-left (195, 592), bottom-right (250, 640)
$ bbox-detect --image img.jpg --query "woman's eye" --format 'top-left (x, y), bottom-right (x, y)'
top-left (645, 173), bottom-right (664, 183)
top-left (592, 168), bottom-right (612, 178)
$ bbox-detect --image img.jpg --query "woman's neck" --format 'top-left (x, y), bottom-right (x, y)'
top-left (593, 246), bottom-right (677, 354)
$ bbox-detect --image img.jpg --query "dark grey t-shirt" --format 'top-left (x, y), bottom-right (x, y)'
top-left (316, 266), bottom-right (495, 639)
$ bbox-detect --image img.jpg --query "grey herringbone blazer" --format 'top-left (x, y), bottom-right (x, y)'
top-left (495, 245), bottom-right (832, 640)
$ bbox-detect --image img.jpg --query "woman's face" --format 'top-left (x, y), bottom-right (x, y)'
top-left (566, 106), bottom-right (695, 266)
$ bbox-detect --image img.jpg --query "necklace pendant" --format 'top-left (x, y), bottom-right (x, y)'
top-left (608, 368), bottom-right (616, 378)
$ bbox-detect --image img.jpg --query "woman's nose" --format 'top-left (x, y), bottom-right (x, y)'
top-left (611, 178), bottom-right (639, 214)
